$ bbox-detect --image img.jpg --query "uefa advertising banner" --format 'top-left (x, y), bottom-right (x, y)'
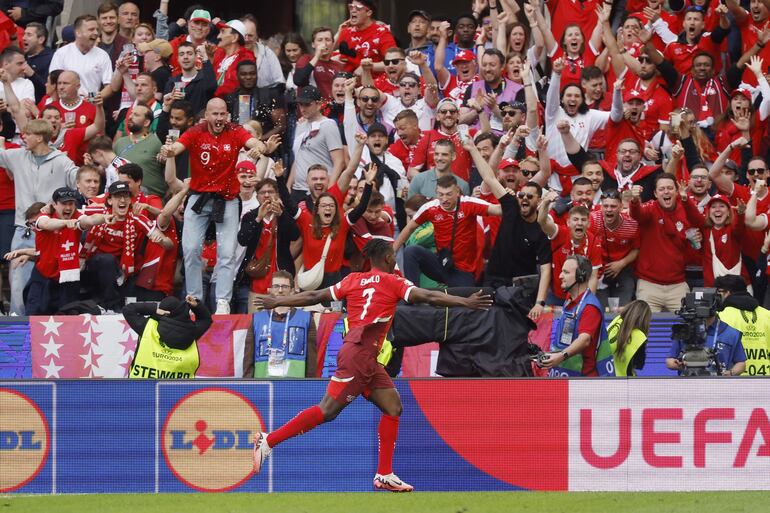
top-left (1, 379), bottom-right (770, 493)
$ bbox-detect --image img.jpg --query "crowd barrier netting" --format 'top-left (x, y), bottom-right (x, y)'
top-left (2, 379), bottom-right (770, 493)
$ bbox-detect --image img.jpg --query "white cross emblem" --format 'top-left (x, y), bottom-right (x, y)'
top-left (62, 240), bottom-right (74, 251)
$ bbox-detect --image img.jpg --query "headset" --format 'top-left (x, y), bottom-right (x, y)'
top-left (564, 255), bottom-right (592, 292)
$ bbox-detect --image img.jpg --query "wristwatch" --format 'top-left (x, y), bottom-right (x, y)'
top-left (561, 350), bottom-right (570, 360)
top-left (537, 300), bottom-right (546, 307)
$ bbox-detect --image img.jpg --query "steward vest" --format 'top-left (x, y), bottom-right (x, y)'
top-left (549, 290), bottom-right (615, 377)
top-left (718, 306), bottom-right (770, 376)
top-left (253, 309), bottom-right (311, 378)
top-left (342, 316), bottom-right (393, 367)
top-left (129, 319), bottom-right (199, 379)
top-left (606, 316), bottom-right (647, 377)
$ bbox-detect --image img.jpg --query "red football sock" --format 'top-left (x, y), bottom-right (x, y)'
top-left (267, 405), bottom-right (325, 447)
top-left (377, 414), bottom-right (400, 475)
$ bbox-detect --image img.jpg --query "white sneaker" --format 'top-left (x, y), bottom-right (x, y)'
top-left (253, 432), bottom-right (271, 473)
top-left (373, 473), bottom-right (414, 492)
top-left (215, 299), bottom-right (230, 315)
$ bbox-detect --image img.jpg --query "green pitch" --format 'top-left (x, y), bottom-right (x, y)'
top-left (3, 491), bottom-right (770, 513)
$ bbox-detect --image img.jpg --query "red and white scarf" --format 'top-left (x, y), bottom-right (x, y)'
top-left (84, 213), bottom-right (140, 277)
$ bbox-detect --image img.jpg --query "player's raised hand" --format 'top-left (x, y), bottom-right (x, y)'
top-left (465, 290), bottom-right (494, 310)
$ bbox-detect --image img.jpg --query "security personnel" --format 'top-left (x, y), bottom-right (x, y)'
top-left (253, 271), bottom-right (316, 378)
top-left (607, 300), bottom-right (651, 377)
top-left (541, 255), bottom-right (615, 377)
top-left (715, 275), bottom-right (770, 376)
top-left (124, 295), bottom-right (212, 378)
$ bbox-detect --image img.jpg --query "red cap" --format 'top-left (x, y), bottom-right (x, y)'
top-left (498, 158), bottom-right (519, 170)
top-left (732, 88), bottom-right (752, 101)
top-left (452, 50), bottom-right (475, 65)
top-left (623, 89), bottom-right (644, 103)
top-left (236, 160), bottom-right (257, 175)
top-left (705, 194), bottom-right (730, 210)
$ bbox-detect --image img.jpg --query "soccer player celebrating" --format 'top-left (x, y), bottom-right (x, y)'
top-left (251, 238), bottom-right (492, 492)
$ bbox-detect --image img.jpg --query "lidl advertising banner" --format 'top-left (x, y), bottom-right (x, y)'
top-left (1, 379), bottom-right (769, 493)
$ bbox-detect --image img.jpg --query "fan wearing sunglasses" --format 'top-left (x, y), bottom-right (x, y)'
top-left (336, 0), bottom-right (397, 74)
top-left (362, 50), bottom-right (439, 131)
top-left (373, 48), bottom-right (410, 96)
top-left (465, 138), bottom-right (552, 320)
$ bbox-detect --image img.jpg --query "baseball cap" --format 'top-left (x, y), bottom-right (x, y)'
top-left (623, 89), bottom-right (645, 103)
top-left (52, 187), bottom-right (78, 203)
top-left (189, 9), bottom-right (211, 23)
top-left (367, 123), bottom-right (388, 137)
top-left (138, 39), bottom-right (173, 59)
top-left (732, 88), bottom-right (752, 101)
top-left (452, 49), bottom-right (475, 65)
top-left (724, 159), bottom-right (739, 172)
top-left (500, 101), bottom-right (526, 112)
top-left (60, 25), bottom-right (75, 44)
top-left (498, 158), bottom-right (519, 170)
top-left (296, 86), bottom-right (322, 104)
top-left (236, 160), bottom-right (257, 175)
top-left (108, 181), bottom-right (131, 196)
top-left (218, 19), bottom-right (247, 39)
top-left (705, 194), bottom-right (730, 210)
top-left (408, 10), bottom-right (431, 23)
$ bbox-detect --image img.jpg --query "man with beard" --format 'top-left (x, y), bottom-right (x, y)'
top-left (111, 73), bottom-right (161, 138)
top-left (365, 51), bottom-right (439, 131)
top-left (162, 98), bottom-right (266, 314)
top-left (113, 103), bottom-right (165, 197)
top-left (409, 98), bottom-right (473, 181)
top-left (589, 189), bottom-right (640, 310)
top-left (640, 30), bottom-right (728, 133)
top-left (373, 48), bottom-right (411, 97)
top-left (82, 181), bottom-right (172, 311)
top-left (212, 20), bottom-right (255, 98)
top-left (168, 9), bottom-right (213, 75)
top-left (465, 139), bottom-right (551, 319)
top-left (156, 98), bottom-right (194, 180)
top-left (49, 15), bottom-right (113, 96)
top-left (460, 49), bottom-right (523, 134)
top-left (408, 139), bottom-right (470, 199)
top-left (224, 61), bottom-right (286, 141)
top-left (342, 79), bottom-right (390, 151)
top-left (164, 42), bottom-right (216, 115)
top-left (24, 187), bottom-right (110, 314)
top-left (335, 0), bottom-right (397, 74)
top-left (561, 119), bottom-right (662, 202)
top-left (685, 164), bottom-right (712, 212)
top-left (630, 174), bottom-right (693, 312)
top-left (538, 191), bottom-right (602, 303)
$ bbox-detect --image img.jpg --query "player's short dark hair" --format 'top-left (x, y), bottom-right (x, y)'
top-left (368, 191), bottom-right (385, 208)
top-left (117, 163), bottom-right (143, 181)
top-left (522, 181), bottom-right (542, 196)
top-left (436, 174), bottom-right (458, 189)
top-left (133, 102), bottom-right (154, 123)
top-left (654, 172), bottom-right (677, 188)
top-left (394, 109), bottom-right (418, 124)
top-left (362, 238), bottom-right (392, 262)
top-left (170, 100), bottom-right (194, 119)
top-left (434, 138), bottom-right (455, 153)
top-left (455, 12), bottom-right (478, 28)
top-left (97, 1), bottom-right (118, 16)
top-left (474, 131), bottom-right (499, 146)
top-left (74, 14), bottom-right (97, 30)
top-left (237, 60), bottom-right (257, 71)
top-left (255, 178), bottom-right (277, 193)
top-left (482, 48), bottom-right (505, 66)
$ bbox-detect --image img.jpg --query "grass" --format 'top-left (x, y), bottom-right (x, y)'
top-left (3, 491), bottom-right (770, 513)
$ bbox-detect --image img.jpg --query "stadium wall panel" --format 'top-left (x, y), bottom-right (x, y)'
top-left (2, 379), bottom-right (769, 493)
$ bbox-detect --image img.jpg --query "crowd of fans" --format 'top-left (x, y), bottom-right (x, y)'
top-left (1, 0), bottom-right (770, 324)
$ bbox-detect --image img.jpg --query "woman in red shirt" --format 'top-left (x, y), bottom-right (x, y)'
top-left (277, 163), bottom-right (376, 289)
top-left (681, 189), bottom-right (750, 287)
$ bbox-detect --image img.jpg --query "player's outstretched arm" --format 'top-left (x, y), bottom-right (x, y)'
top-left (253, 289), bottom-right (333, 309)
top-left (409, 289), bottom-right (493, 310)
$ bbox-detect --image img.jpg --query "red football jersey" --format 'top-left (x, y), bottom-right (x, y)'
top-left (588, 210), bottom-right (640, 264)
top-left (178, 122), bottom-right (252, 199)
top-left (413, 196), bottom-right (491, 273)
top-left (549, 224), bottom-right (603, 300)
top-left (330, 268), bottom-right (414, 329)
top-left (336, 22), bottom-right (397, 73)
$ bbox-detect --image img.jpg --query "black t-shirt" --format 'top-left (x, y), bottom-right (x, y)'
top-left (485, 192), bottom-right (551, 281)
top-left (151, 66), bottom-right (173, 95)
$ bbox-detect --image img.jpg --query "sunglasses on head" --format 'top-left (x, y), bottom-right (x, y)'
top-left (359, 95), bottom-right (379, 103)
top-left (517, 191), bottom-right (535, 200)
top-left (601, 189), bottom-right (621, 200)
top-left (747, 167), bottom-right (767, 175)
top-left (383, 58), bottom-right (403, 66)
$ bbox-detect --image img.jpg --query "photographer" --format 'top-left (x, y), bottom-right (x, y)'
top-left (714, 274), bottom-right (770, 376)
top-left (665, 292), bottom-right (747, 376)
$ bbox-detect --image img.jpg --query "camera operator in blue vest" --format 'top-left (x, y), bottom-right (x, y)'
top-left (665, 290), bottom-right (747, 377)
top-left (253, 270), bottom-right (317, 378)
